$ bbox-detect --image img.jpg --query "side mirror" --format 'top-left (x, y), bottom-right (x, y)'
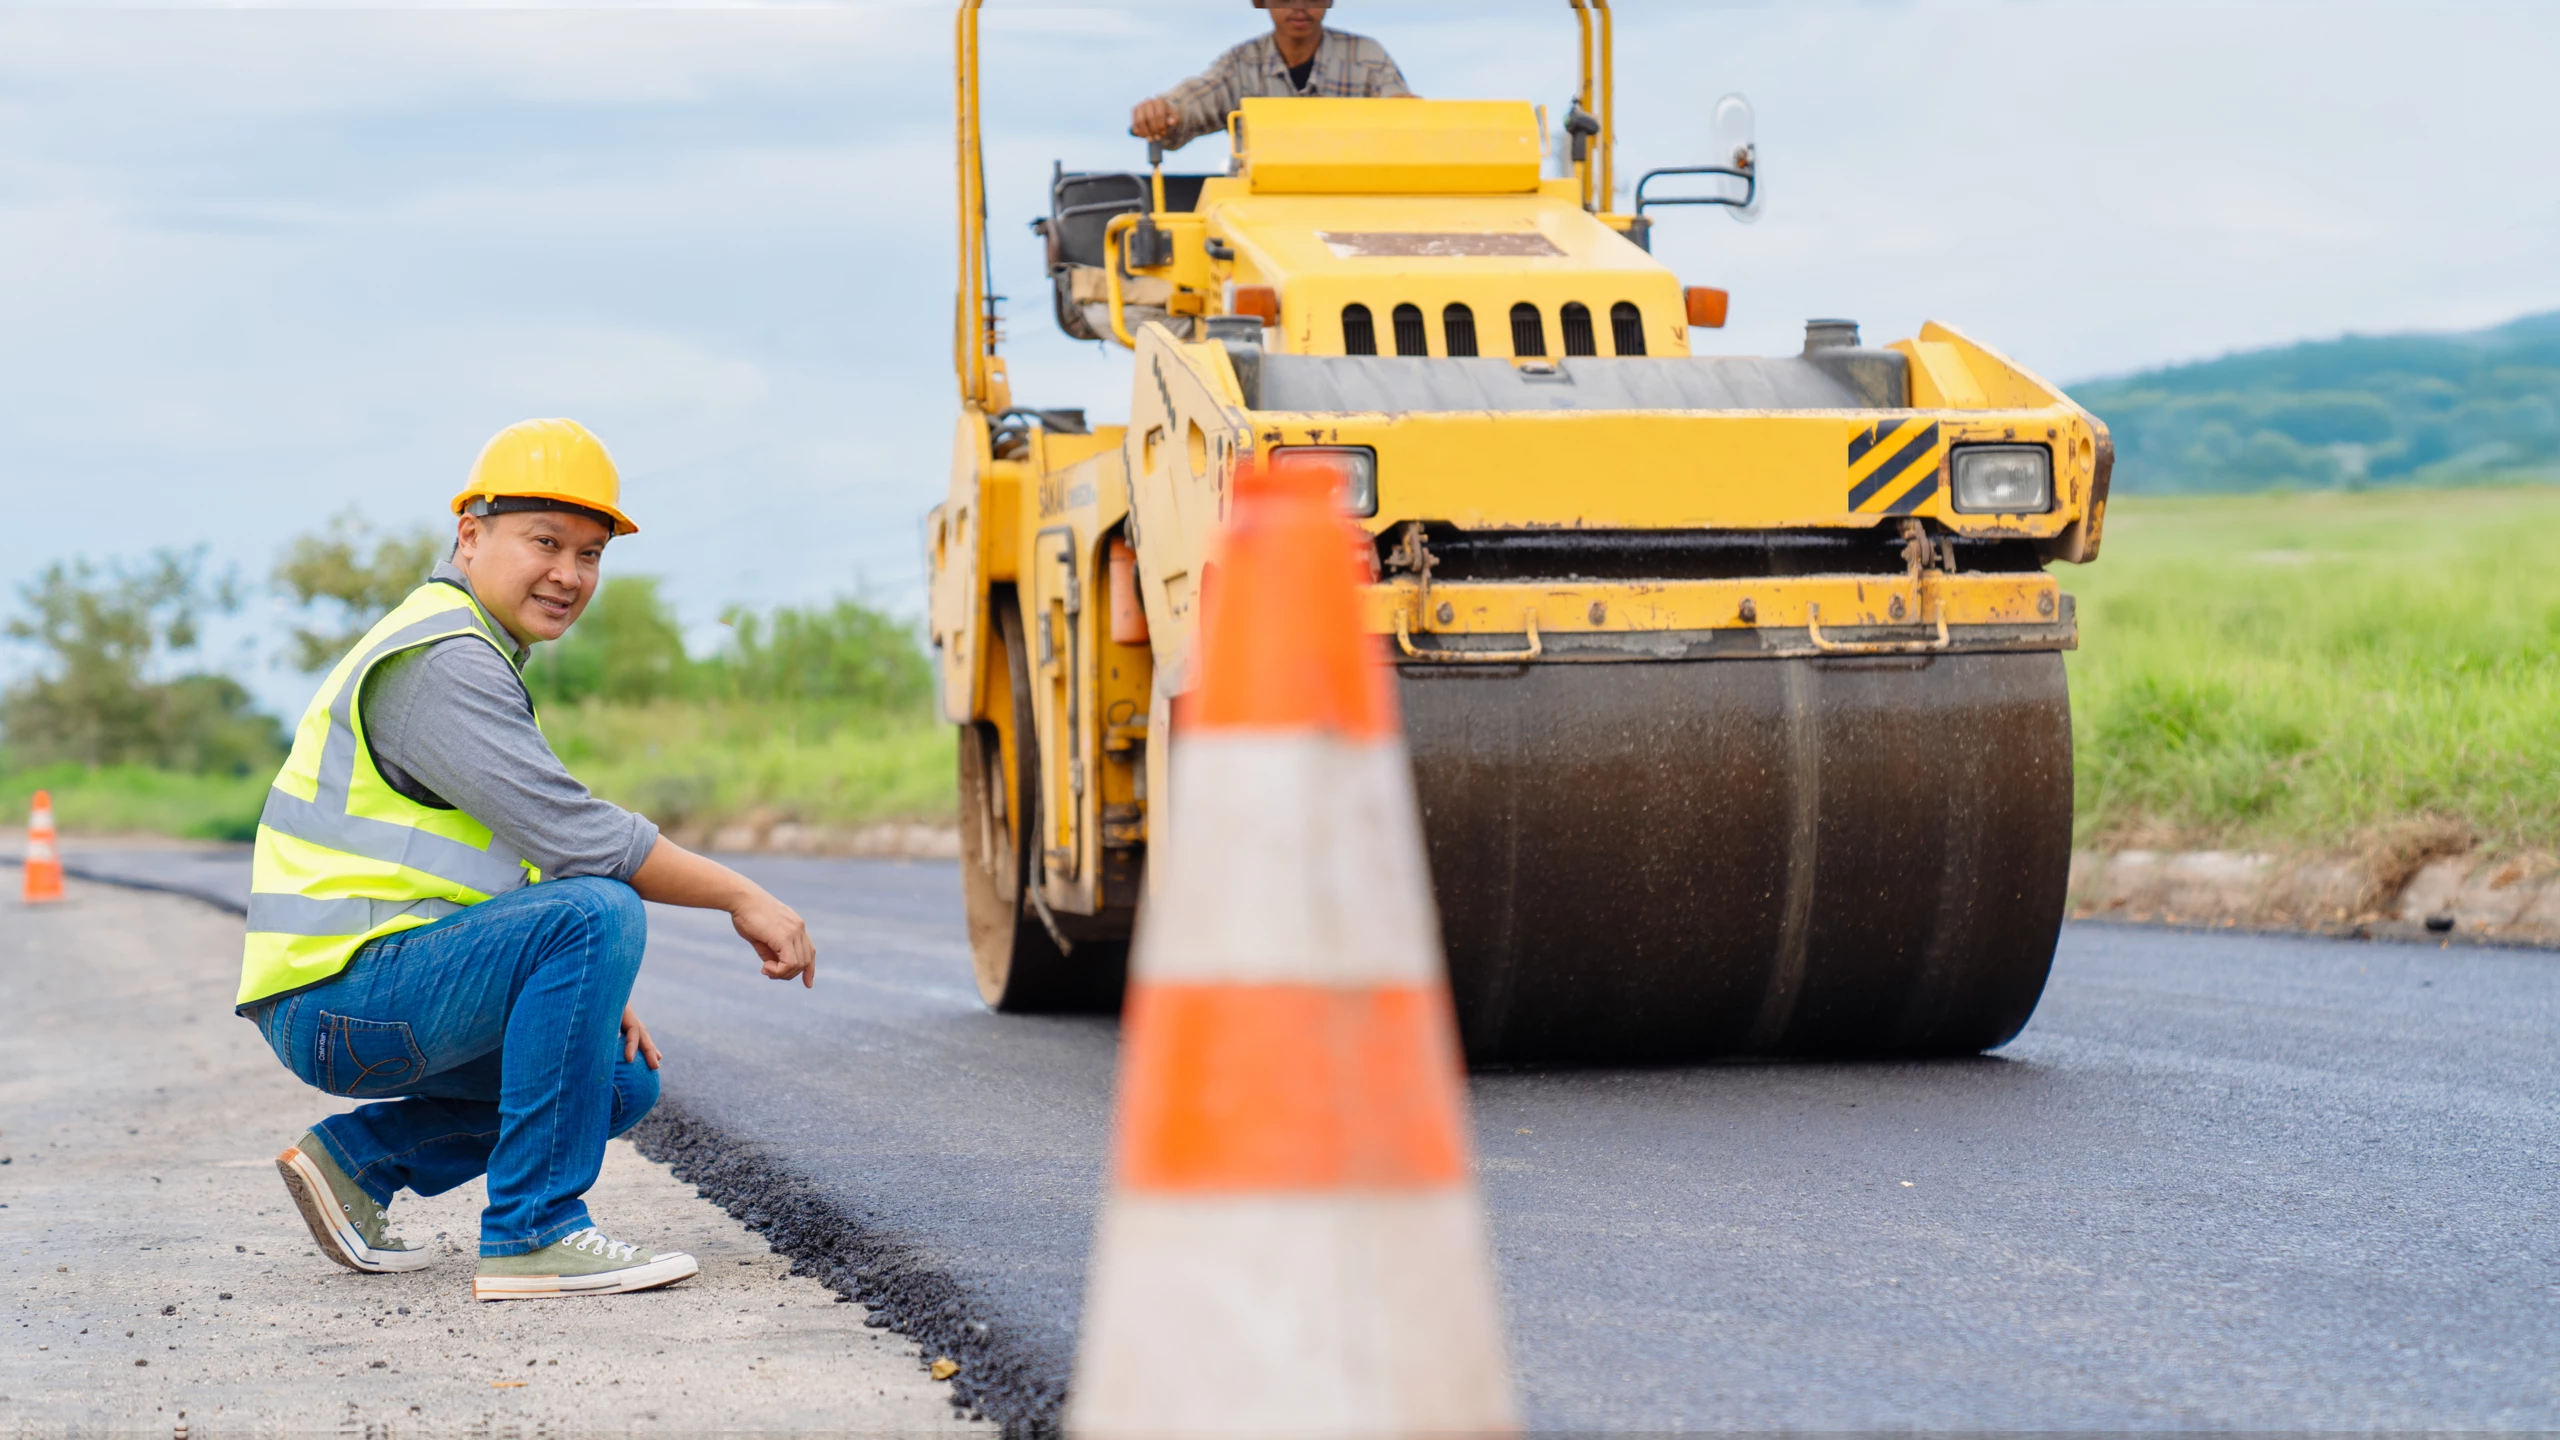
top-left (1712, 95), bottom-right (1760, 224)
top-left (1634, 93), bottom-right (1760, 224)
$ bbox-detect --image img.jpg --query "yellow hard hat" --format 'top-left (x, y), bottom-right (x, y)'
top-left (450, 418), bottom-right (638, 537)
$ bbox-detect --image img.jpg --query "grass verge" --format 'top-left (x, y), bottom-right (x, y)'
top-left (2066, 483), bottom-right (2560, 854)
top-left (541, 699), bottom-right (955, 834)
top-left (0, 763), bottom-right (270, 841)
top-left (4, 701), bottom-right (953, 844)
top-left (25, 485), bottom-right (2557, 859)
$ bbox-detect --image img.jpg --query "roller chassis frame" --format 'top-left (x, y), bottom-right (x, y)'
top-left (926, 329), bottom-right (2106, 1058)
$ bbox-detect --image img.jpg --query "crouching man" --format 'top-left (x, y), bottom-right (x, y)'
top-left (235, 418), bottom-right (816, 1302)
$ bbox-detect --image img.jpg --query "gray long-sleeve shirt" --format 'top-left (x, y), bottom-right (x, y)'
top-left (1153, 29), bottom-right (1412, 150)
top-left (357, 562), bottom-right (659, 883)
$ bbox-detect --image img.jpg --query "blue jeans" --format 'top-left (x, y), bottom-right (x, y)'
top-left (246, 877), bottom-right (658, 1256)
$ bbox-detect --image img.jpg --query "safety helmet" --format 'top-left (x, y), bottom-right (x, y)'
top-left (450, 418), bottom-right (638, 537)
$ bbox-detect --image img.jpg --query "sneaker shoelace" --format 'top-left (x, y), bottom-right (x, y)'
top-left (563, 1227), bottom-right (641, 1263)
top-left (342, 1194), bottom-right (400, 1245)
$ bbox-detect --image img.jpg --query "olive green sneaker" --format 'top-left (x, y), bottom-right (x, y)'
top-left (473, 1226), bottom-right (699, 1302)
top-left (276, 1131), bottom-right (432, 1274)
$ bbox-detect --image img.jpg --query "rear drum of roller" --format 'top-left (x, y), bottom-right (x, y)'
top-left (1399, 651), bottom-right (2073, 1064)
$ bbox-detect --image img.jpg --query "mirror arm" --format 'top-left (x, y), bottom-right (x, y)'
top-left (1634, 164), bottom-right (1757, 217)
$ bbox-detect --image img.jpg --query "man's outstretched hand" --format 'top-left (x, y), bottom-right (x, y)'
top-left (631, 835), bottom-right (818, 988)
top-left (734, 889), bottom-right (817, 988)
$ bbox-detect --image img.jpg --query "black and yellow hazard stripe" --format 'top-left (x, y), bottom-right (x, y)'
top-left (1845, 419), bottom-right (1943, 515)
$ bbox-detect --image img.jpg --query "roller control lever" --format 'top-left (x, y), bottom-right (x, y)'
top-left (1128, 140), bottom-right (1175, 270)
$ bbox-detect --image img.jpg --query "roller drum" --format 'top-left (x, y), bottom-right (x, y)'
top-left (1399, 651), bottom-right (2073, 1064)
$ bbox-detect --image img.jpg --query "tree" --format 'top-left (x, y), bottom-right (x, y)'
top-left (522, 582), bottom-right (932, 711)
top-left (709, 598), bottom-right (932, 709)
top-left (0, 549), bottom-right (283, 774)
top-left (274, 510), bottom-right (444, 672)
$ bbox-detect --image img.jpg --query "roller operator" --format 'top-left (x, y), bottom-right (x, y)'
top-left (1130, 0), bottom-right (1414, 152)
top-left (236, 418), bottom-right (817, 1302)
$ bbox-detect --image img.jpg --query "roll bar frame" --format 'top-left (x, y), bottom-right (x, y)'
top-left (953, 0), bottom-right (1620, 397)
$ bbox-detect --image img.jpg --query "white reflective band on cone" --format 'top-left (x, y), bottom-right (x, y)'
top-left (1071, 1191), bottom-right (1514, 1436)
top-left (1139, 734), bottom-right (1443, 988)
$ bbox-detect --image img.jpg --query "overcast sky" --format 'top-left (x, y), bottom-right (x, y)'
top-left (3, 1), bottom-right (2555, 711)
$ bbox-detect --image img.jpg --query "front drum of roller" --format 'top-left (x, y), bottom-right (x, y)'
top-left (1398, 651), bottom-right (2074, 1064)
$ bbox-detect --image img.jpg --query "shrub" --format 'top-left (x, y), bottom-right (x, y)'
top-left (706, 598), bottom-right (934, 710)
top-left (272, 510), bottom-right (444, 672)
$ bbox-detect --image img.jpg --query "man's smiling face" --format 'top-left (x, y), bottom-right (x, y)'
top-left (451, 509), bottom-right (612, 648)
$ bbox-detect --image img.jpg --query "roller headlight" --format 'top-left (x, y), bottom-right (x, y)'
top-left (1949, 444), bottom-right (2053, 514)
top-left (1271, 445), bottom-right (1378, 518)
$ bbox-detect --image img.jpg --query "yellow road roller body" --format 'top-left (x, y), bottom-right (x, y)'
top-left (927, 2), bottom-right (2111, 1060)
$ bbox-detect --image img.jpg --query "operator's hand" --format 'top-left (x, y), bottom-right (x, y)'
top-left (734, 888), bottom-right (817, 989)
top-left (621, 1005), bottom-right (663, 1070)
top-left (1130, 97), bottom-right (1177, 143)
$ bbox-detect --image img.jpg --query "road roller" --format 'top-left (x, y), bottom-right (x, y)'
top-left (925, 0), bottom-right (2112, 1062)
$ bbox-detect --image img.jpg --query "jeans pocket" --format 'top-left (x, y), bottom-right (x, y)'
top-left (316, 1012), bottom-right (429, 1098)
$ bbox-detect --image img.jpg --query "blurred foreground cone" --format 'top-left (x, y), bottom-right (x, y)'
top-left (1067, 455), bottom-right (1516, 1437)
top-left (23, 789), bottom-right (64, 903)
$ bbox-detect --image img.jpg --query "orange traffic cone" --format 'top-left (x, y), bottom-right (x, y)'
top-left (22, 789), bottom-right (64, 904)
top-left (1067, 456), bottom-right (1517, 1436)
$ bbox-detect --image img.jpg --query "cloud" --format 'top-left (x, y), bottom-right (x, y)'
top-left (2, 1), bottom-right (2556, 717)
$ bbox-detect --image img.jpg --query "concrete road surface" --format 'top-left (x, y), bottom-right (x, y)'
top-left (0, 877), bottom-right (985, 1436)
top-left (33, 845), bottom-right (2560, 1431)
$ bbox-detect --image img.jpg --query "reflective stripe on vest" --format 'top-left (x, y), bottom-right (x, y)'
top-left (236, 582), bottom-right (539, 1008)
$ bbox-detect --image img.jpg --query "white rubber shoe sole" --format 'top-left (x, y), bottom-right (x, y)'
top-left (473, 1250), bottom-right (700, 1302)
top-left (276, 1144), bottom-right (434, 1275)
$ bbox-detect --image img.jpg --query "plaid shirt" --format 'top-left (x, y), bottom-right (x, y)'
top-left (1155, 28), bottom-right (1413, 151)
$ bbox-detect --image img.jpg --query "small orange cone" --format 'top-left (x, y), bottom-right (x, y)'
top-left (22, 789), bottom-right (64, 904)
top-left (1067, 456), bottom-right (1517, 1436)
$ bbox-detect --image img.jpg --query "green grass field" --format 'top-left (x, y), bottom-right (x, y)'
top-left (15, 485), bottom-right (2555, 856)
top-left (540, 699), bottom-right (953, 834)
top-left (0, 763), bottom-right (272, 841)
top-left (5, 701), bottom-right (953, 842)
top-left (2065, 483), bottom-right (2560, 853)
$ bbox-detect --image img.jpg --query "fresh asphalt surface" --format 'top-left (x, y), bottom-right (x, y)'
top-left (62, 845), bottom-right (2560, 1429)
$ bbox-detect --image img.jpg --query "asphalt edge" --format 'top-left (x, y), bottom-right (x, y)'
top-left (0, 854), bottom-right (250, 917)
top-left (627, 1101), bottom-right (1067, 1437)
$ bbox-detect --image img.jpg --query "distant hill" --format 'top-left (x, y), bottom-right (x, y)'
top-left (2071, 311), bottom-right (2560, 493)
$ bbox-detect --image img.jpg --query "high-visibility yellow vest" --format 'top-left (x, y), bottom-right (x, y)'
top-left (236, 581), bottom-right (541, 1008)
